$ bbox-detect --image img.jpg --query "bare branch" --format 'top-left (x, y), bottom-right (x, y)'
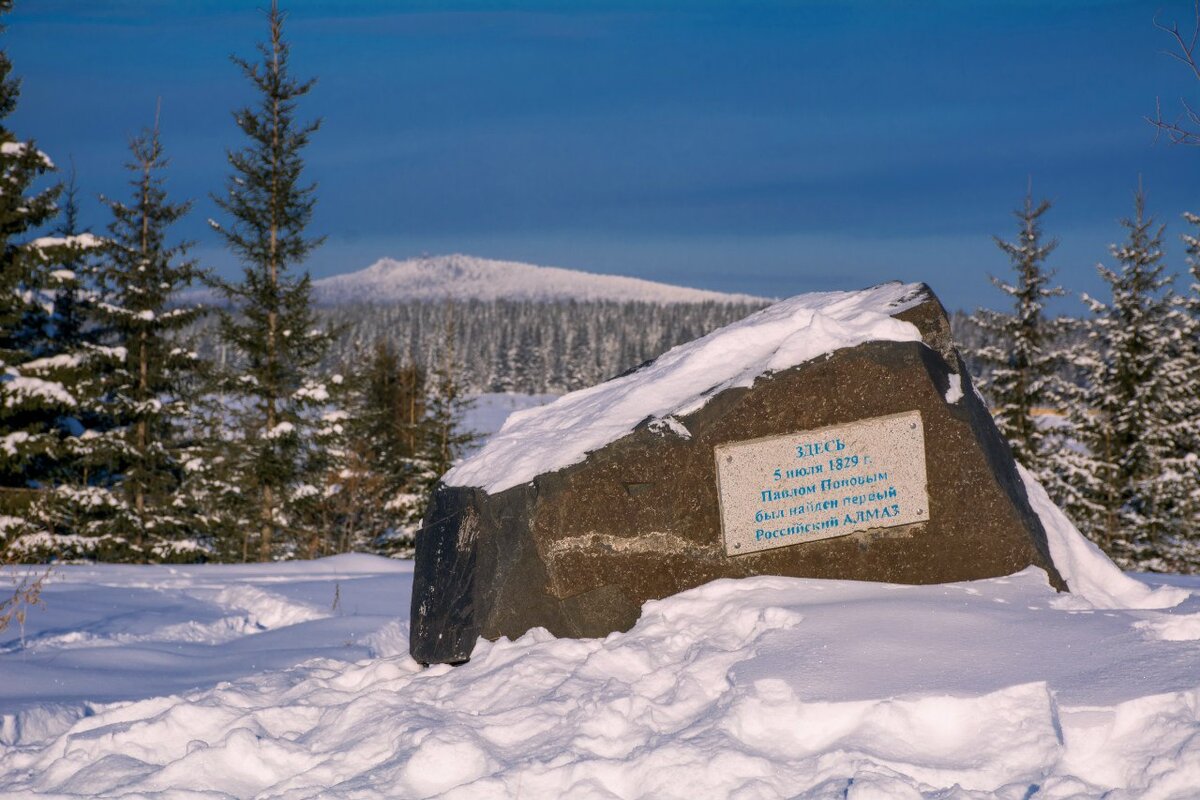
top-left (1192, 0), bottom-right (1199, 52)
top-left (1149, 1), bottom-right (1200, 144)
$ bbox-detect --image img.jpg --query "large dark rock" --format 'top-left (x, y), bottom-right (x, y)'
top-left (411, 283), bottom-right (1065, 665)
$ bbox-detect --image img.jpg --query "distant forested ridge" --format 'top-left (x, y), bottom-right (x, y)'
top-left (192, 299), bottom-right (769, 396)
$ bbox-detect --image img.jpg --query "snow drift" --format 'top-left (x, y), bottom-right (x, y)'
top-left (1019, 464), bottom-right (1188, 610)
top-left (0, 488), bottom-right (1196, 798)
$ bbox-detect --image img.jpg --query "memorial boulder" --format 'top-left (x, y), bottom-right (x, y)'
top-left (411, 282), bottom-right (1066, 665)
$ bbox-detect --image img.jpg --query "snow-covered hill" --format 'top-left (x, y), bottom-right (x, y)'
top-left (311, 254), bottom-right (767, 305)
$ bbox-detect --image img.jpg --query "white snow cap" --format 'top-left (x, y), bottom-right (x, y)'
top-left (446, 282), bottom-right (927, 494)
top-left (29, 233), bottom-right (104, 252)
top-left (1, 140), bottom-right (54, 168)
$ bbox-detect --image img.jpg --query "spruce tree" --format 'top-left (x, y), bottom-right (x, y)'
top-left (91, 120), bottom-right (207, 560)
top-left (0, 0), bottom-right (63, 493)
top-left (49, 165), bottom-right (91, 354)
top-left (971, 189), bottom-right (1067, 484)
top-left (210, 1), bottom-right (334, 561)
top-left (324, 340), bottom-right (428, 555)
top-left (1165, 210), bottom-right (1200, 571)
top-left (420, 310), bottom-right (480, 512)
top-left (1061, 189), bottom-right (1178, 568)
top-left (356, 340), bottom-right (426, 478)
top-left (175, 394), bottom-right (254, 561)
top-left (0, 0), bottom-right (107, 559)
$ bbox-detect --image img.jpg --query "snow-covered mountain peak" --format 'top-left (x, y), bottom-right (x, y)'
top-left (312, 254), bottom-right (768, 305)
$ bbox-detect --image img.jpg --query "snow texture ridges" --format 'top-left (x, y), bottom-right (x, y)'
top-left (0, 551), bottom-right (1197, 798)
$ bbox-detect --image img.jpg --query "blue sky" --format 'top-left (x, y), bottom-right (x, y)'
top-left (9, 0), bottom-right (1200, 310)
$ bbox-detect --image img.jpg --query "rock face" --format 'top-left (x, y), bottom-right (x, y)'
top-left (411, 283), bottom-right (1066, 665)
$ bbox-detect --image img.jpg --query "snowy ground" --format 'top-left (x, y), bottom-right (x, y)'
top-left (1, 394), bottom-right (1198, 798)
top-left (0, 546), bottom-right (1198, 797)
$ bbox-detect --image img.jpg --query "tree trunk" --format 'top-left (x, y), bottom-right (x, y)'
top-left (259, 8), bottom-right (284, 563)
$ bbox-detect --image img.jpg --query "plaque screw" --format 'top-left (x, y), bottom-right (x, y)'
top-left (910, 423), bottom-right (917, 429)
top-left (726, 455), bottom-right (733, 463)
top-left (734, 543), bottom-right (741, 549)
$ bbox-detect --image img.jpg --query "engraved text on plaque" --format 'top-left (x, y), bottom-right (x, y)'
top-left (714, 411), bottom-right (929, 556)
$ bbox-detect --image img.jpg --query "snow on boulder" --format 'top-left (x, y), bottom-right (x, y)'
top-left (1017, 463), bottom-right (1189, 610)
top-left (411, 282), bottom-right (1066, 665)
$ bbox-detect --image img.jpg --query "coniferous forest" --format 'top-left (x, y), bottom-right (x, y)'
top-left (957, 188), bottom-right (1200, 573)
top-left (0, 1), bottom-right (762, 568)
top-left (0, 2), bottom-right (475, 564)
top-left (1, 0), bottom-right (1200, 579)
top-left (196, 300), bottom-right (765, 396)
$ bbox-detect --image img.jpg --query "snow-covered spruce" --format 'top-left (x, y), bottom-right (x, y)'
top-left (1169, 209), bottom-right (1200, 571)
top-left (1056, 190), bottom-right (1187, 571)
top-left (205, 4), bottom-right (343, 561)
top-left (969, 190), bottom-right (1071, 494)
top-left (52, 122), bottom-right (211, 562)
top-left (0, 9), bottom-right (114, 555)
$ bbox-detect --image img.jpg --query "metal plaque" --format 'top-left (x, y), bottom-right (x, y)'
top-left (714, 410), bottom-right (929, 556)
